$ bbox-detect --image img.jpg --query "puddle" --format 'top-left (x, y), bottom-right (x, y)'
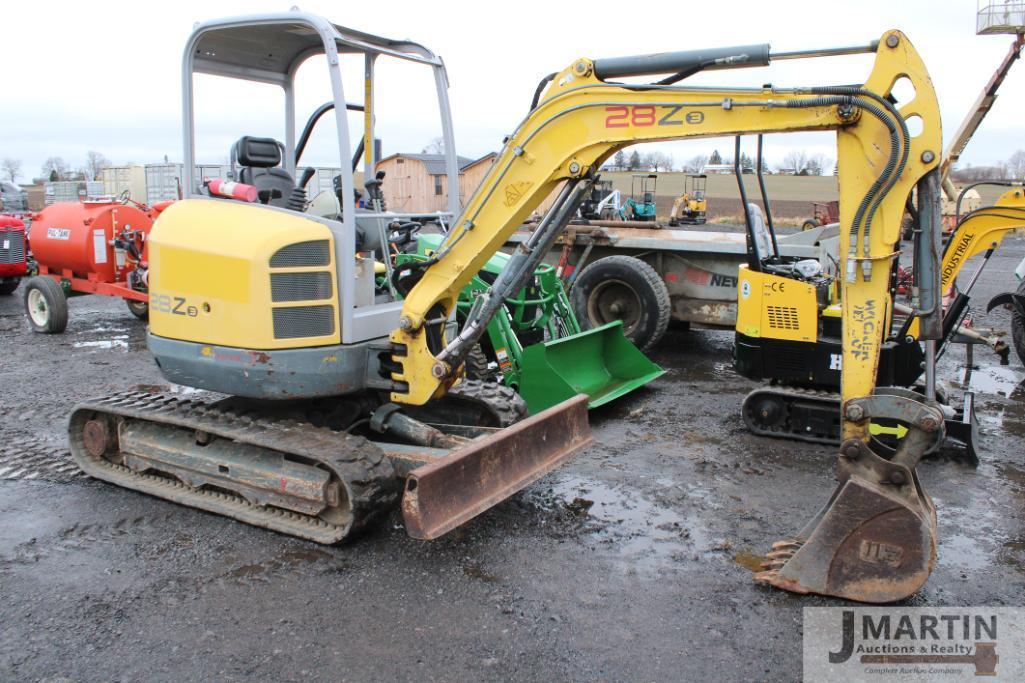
top-left (938, 533), bottom-right (991, 571)
top-left (538, 477), bottom-right (715, 571)
top-left (133, 383), bottom-right (207, 396)
top-left (959, 365), bottom-right (1025, 398)
top-left (73, 335), bottom-right (129, 351)
top-left (222, 547), bottom-right (332, 582)
top-left (733, 551), bottom-right (767, 572)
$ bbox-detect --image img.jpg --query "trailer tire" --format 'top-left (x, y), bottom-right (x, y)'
top-left (1013, 280), bottom-right (1025, 367)
top-left (23, 276), bottom-right (68, 334)
top-left (0, 279), bottom-right (19, 296)
top-left (126, 299), bottom-right (149, 320)
top-left (571, 255), bottom-right (670, 351)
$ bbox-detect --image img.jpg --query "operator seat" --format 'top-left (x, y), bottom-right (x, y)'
top-left (746, 202), bottom-right (774, 262)
top-left (232, 136), bottom-right (296, 208)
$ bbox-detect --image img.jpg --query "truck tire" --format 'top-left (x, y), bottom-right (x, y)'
top-left (126, 299), bottom-right (149, 320)
top-left (1013, 280), bottom-right (1025, 367)
top-left (802, 219), bottom-right (819, 231)
top-left (0, 279), bottom-right (19, 296)
top-left (570, 255), bottom-right (670, 351)
top-left (23, 276), bottom-right (69, 334)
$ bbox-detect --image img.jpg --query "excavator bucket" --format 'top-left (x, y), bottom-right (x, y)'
top-left (402, 394), bottom-right (592, 539)
top-left (517, 321), bottom-right (665, 413)
top-left (755, 395), bottom-right (943, 603)
top-left (754, 472), bottom-right (937, 603)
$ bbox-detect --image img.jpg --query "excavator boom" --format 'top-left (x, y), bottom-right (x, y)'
top-left (392, 31), bottom-right (947, 602)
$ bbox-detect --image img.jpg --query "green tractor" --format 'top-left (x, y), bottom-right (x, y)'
top-left (397, 233), bottom-right (663, 414)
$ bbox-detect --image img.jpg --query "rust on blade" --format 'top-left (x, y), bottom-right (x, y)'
top-left (401, 394), bottom-right (592, 540)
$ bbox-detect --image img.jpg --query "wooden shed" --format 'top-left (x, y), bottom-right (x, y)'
top-left (376, 152), bottom-right (497, 213)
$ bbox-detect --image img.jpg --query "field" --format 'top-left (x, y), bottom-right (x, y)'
top-left (597, 170), bottom-right (1013, 224)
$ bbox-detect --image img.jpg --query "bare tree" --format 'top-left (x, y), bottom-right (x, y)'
top-left (421, 137), bottom-right (445, 154)
top-left (638, 151), bottom-right (672, 171)
top-left (1007, 149), bottom-right (1025, 179)
top-left (41, 157), bottom-right (70, 181)
top-left (1, 158), bottom-right (21, 183)
top-left (84, 151), bottom-right (111, 180)
top-left (805, 154), bottom-right (827, 176)
top-left (783, 149), bottom-right (809, 175)
top-left (684, 154), bottom-right (709, 173)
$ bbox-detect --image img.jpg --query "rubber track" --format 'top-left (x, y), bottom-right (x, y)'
top-left (449, 379), bottom-right (527, 426)
top-left (68, 391), bottom-right (398, 544)
top-left (741, 386), bottom-right (842, 445)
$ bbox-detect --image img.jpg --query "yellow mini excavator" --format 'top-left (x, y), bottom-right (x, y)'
top-left (69, 11), bottom-right (948, 602)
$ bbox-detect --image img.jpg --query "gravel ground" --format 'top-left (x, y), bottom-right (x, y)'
top-left (1, 238), bottom-right (1023, 682)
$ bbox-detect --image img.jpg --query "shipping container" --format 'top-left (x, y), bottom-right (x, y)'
top-left (146, 164), bottom-right (232, 204)
top-left (144, 164), bottom-right (184, 205)
top-left (44, 181), bottom-right (104, 206)
top-left (100, 165), bottom-right (147, 202)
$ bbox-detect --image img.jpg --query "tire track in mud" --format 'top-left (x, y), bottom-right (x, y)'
top-left (0, 440), bottom-right (84, 482)
top-left (0, 515), bottom-right (171, 570)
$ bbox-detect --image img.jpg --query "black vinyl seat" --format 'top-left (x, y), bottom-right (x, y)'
top-left (233, 136), bottom-right (295, 208)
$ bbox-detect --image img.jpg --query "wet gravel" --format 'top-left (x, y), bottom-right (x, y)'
top-left (1, 238), bottom-right (1023, 682)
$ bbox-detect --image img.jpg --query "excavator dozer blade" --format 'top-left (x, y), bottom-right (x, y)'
top-left (754, 471), bottom-right (937, 603)
top-left (402, 394), bottom-right (592, 539)
top-left (517, 321), bottom-right (664, 413)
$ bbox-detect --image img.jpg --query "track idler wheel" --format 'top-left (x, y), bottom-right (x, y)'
top-left (754, 391), bottom-right (942, 603)
top-left (82, 417), bottom-right (118, 458)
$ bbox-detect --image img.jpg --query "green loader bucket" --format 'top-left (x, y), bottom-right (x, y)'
top-left (517, 320), bottom-right (664, 413)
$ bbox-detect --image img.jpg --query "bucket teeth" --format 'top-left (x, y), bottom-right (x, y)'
top-left (770, 539), bottom-right (802, 551)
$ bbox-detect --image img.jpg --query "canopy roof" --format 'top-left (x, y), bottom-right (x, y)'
top-left (187, 11), bottom-right (441, 84)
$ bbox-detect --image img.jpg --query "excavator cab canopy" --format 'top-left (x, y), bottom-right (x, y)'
top-left (180, 11), bottom-right (461, 344)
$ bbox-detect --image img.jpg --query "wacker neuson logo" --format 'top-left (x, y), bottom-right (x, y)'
top-left (804, 607), bottom-right (1025, 681)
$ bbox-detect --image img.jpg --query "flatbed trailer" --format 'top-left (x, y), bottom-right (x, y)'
top-left (508, 221), bottom-right (838, 341)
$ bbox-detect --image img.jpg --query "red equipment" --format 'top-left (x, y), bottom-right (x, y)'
top-left (206, 178), bottom-right (258, 202)
top-left (801, 201), bottom-right (839, 230)
top-left (22, 199), bottom-right (163, 333)
top-left (0, 215), bottom-right (28, 295)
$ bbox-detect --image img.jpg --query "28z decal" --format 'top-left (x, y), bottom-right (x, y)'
top-left (604, 106), bottom-right (705, 128)
top-left (150, 293), bottom-right (199, 317)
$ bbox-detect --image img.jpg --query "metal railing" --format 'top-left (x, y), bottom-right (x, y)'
top-left (977, 1), bottom-right (1025, 34)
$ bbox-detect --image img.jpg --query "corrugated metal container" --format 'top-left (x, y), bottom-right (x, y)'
top-left (196, 164), bottom-right (230, 182)
top-left (145, 163), bottom-right (185, 205)
top-left (44, 181), bottom-right (104, 206)
top-left (100, 165), bottom-right (147, 202)
top-left (147, 164), bottom-right (232, 203)
top-left (310, 167), bottom-right (345, 196)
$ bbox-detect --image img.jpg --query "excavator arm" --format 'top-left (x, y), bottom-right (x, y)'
top-left (395, 31), bottom-right (956, 603)
top-left (391, 30), bottom-right (942, 411)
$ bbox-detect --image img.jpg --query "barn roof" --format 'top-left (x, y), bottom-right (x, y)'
top-left (379, 152), bottom-right (496, 175)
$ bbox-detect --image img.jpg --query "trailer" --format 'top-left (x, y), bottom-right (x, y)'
top-left (509, 220), bottom-right (837, 349)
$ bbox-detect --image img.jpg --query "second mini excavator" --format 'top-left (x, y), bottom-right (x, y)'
top-left (69, 11), bottom-right (950, 603)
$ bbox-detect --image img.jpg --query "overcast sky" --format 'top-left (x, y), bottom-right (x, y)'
top-left (3, 0), bottom-right (1023, 181)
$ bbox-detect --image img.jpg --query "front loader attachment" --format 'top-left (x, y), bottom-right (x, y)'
top-left (755, 390), bottom-right (943, 603)
top-left (517, 321), bottom-right (665, 413)
top-left (402, 394), bottom-right (592, 539)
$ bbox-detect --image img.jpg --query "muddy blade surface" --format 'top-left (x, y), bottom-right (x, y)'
top-left (402, 394), bottom-right (592, 540)
top-left (754, 474), bottom-right (937, 603)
